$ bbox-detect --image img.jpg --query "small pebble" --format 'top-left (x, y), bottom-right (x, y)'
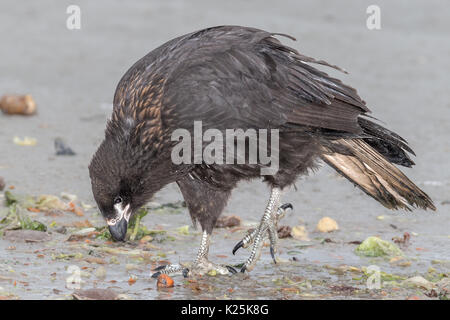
top-left (316, 217), bottom-right (339, 233)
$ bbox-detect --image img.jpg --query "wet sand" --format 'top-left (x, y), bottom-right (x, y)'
top-left (0, 0), bottom-right (449, 299)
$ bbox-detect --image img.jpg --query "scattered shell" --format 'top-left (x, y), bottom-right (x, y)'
top-left (60, 192), bottom-right (77, 202)
top-left (13, 136), bottom-right (37, 146)
top-left (0, 94), bottom-right (36, 115)
top-left (316, 217), bottom-right (339, 233)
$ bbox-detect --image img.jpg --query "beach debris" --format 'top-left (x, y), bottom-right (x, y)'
top-left (392, 232), bottom-right (411, 246)
top-left (0, 94), bottom-right (36, 115)
top-left (3, 230), bottom-right (50, 242)
top-left (389, 256), bottom-right (411, 267)
top-left (330, 285), bottom-right (357, 294)
top-left (60, 192), bottom-right (77, 202)
top-left (157, 274), bottom-right (174, 288)
top-left (73, 288), bottom-right (119, 300)
top-left (3, 190), bottom-right (35, 208)
top-left (68, 201), bottom-right (84, 216)
top-left (5, 191), bottom-right (84, 216)
top-left (0, 201), bottom-right (47, 232)
top-left (54, 137), bottom-right (76, 156)
top-left (139, 235), bottom-right (153, 244)
top-left (13, 136), bottom-right (37, 146)
top-left (215, 215), bottom-right (241, 228)
top-left (436, 278), bottom-right (450, 297)
top-left (291, 225), bottom-right (310, 241)
top-left (176, 225), bottom-right (189, 235)
top-left (316, 217), bottom-right (339, 233)
top-left (34, 195), bottom-right (68, 211)
top-left (277, 225), bottom-right (292, 239)
top-left (0, 177), bottom-right (5, 191)
top-left (94, 266), bottom-right (107, 279)
top-left (355, 236), bottom-right (404, 257)
top-left (403, 276), bottom-right (435, 291)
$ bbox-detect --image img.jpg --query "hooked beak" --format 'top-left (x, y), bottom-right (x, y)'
top-left (108, 218), bottom-right (128, 241)
top-left (107, 204), bottom-right (131, 241)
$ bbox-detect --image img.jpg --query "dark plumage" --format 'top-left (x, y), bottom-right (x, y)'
top-left (89, 26), bottom-right (435, 274)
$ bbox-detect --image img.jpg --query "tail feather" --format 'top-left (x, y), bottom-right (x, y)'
top-left (321, 139), bottom-right (435, 211)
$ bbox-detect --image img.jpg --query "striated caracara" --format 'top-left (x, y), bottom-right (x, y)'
top-left (89, 26), bottom-right (435, 276)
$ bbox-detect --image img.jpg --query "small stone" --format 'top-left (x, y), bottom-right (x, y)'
top-left (0, 94), bottom-right (36, 115)
top-left (126, 264), bottom-right (139, 271)
top-left (54, 137), bottom-right (76, 156)
top-left (94, 266), bottom-right (107, 279)
top-left (215, 215), bottom-right (241, 228)
top-left (291, 225), bottom-right (310, 241)
top-left (316, 217), bottom-right (339, 233)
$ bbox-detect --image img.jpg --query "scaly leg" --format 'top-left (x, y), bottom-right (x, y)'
top-left (151, 230), bottom-right (236, 278)
top-left (232, 187), bottom-right (292, 272)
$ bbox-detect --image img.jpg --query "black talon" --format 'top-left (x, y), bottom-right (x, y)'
top-left (280, 203), bottom-right (293, 210)
top-left (226, 265), bottom-right (238, 274)
top-left (232, 240), bottom-right (244, 255)
top-left (151, 271), bottom-right (161, 279)
top-left (270, 246), bottom-right (277, 264)
top-left (182, 268), bottom-right (190, 278)
top-left (240, 265), bottom-right (246, 273)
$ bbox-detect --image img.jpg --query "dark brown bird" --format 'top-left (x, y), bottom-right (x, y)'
top-left (89, 25), bottom-right (435, 277)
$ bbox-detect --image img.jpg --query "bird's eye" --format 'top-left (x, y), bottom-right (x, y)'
top-left (114, 196), bottom-right (122, 205)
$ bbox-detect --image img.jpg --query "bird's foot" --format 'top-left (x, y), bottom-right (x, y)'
top-left (232, 203), bottom-right (292, 272)
top-left (151, 259), bottom-right (237, 278)
top-left (184, 258), bottom-right (237, 277)
top-left (151, 263), bottom-right (186, 278)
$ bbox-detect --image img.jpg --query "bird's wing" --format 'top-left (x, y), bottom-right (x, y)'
top-left (160, 26), bottom-right (369, 136)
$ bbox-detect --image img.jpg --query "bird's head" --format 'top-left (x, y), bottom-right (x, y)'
top-left (88, 139), bottom-right (152, 241)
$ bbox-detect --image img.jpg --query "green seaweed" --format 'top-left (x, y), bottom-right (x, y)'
top-left (355, 236), bottom-right (404, 257)
top-left (0, 202), bottom-right (46, 232)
